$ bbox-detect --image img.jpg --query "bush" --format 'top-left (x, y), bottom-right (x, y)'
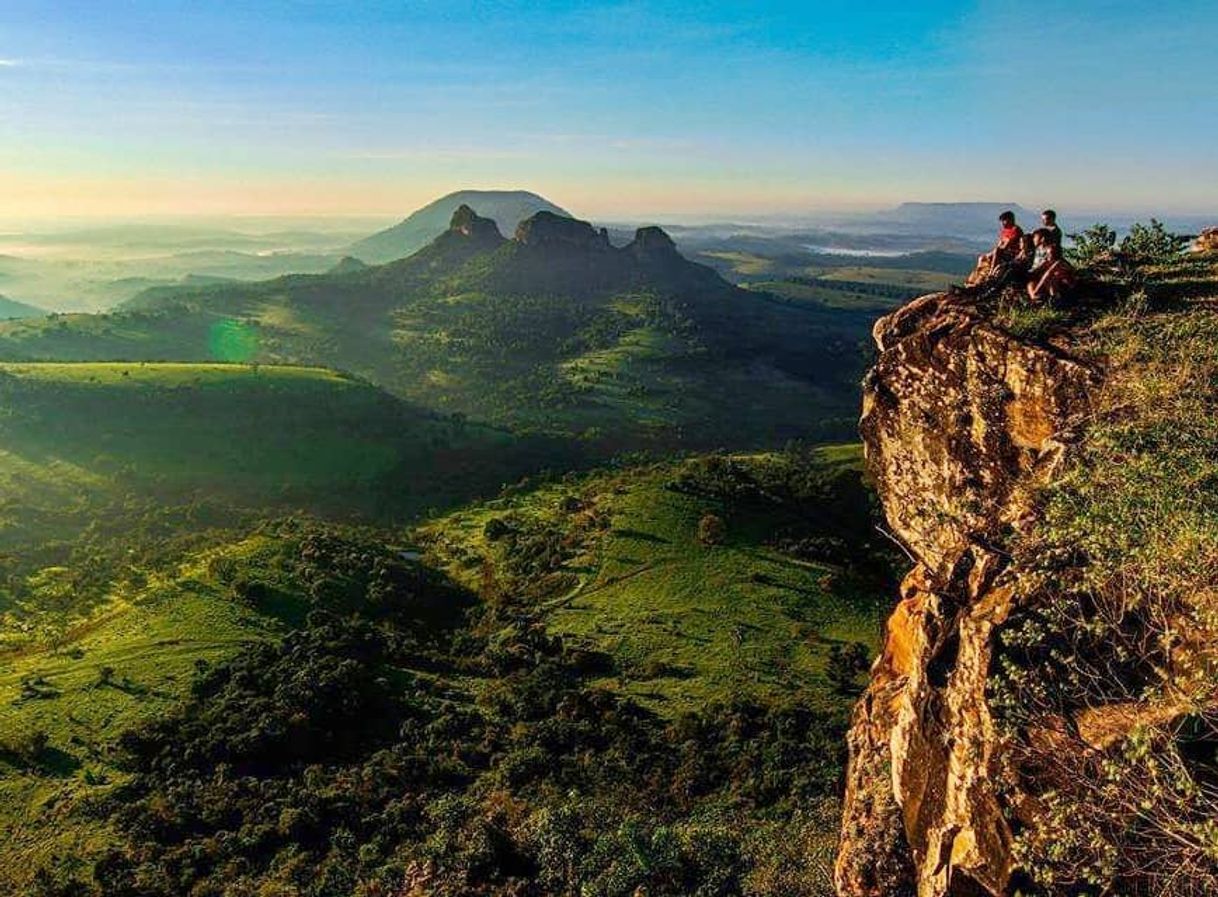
top-left (697, 513), bottom-right (726, 546)
top-left (1119, 218), bottom-right (1190, 266)
top-left (1067, 223), bottom-right (1118, 267)
top-left (991, 289), bottom-right (1218, 894)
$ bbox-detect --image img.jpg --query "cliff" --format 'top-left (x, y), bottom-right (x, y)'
top-left (836, 291), bottom-right (1102, 896)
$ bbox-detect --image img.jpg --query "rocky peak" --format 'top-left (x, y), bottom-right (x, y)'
top-left (626, 225), bottom-right (678, 258)
top-left (836, 292), bottom-right (1101, 897)
top-left (513, 211), bottom-right (611, 251)
top-left (448, 204), bottom-right (504, 241)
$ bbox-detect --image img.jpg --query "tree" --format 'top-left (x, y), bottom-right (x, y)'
top-left (697, 513), bottom-right (726, 546)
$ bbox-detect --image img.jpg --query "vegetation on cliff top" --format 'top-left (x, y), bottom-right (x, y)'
top-left (992, 239), bottom-right (1218, 895)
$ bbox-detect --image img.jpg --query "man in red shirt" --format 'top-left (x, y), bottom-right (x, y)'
top-left (989, 210), bottom-right (1023, 264)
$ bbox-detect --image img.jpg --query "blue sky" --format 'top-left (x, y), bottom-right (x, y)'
top-left (1, 1), bottom-right (1215, 218)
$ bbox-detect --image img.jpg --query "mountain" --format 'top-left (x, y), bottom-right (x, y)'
top-left (0, 206), bottom-right (875, 451)
top-left (885, 202), bottom-right (1034, 237)
top-left (348, 189), bottom-right (572, 263)
top-left (327, 255), bottom-right (369, 275)
top-left (0, 293), bottom-right (46, 319)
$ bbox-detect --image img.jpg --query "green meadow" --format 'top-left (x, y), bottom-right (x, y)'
top-left (418, 446), bottom-right (891, 715)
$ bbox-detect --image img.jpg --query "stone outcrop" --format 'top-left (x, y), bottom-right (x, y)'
top-left (836, 292), bottom-right (1101, 897)
top-left (449, 204), bottom-right (505, 242)
top-left (513, 210), bottom-right (612, 251)
top-left (1194, 226), bottom-right (1218, 253)
top-left (626, 225), bottom-right (679, 259)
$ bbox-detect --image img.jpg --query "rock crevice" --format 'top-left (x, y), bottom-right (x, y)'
top-left (836, 293), bottom-right (1100, 897)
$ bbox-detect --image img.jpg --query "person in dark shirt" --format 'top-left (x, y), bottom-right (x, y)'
top-left (1040, 209), bottom-right (1063, 250)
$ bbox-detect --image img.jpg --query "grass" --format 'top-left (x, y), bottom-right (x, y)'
top-left (0, 444), bottom-right (890, 891)
top-left (0, 360), bottom-right (348, 385)
top-left (0, 359), bottom-right (537, 520)
top-left (806, 265), bottom-right (958, 290)
top-left (697, 250), bottom-right (777, 277)
top-left (991, 251), bottom-right (1218, 894)
top-left (748, 280), bottom-right (907, 312)
top-left (418, 446), bottom-right (888, 716)
top-left (0, 359), bottom-right (578, 657)
top-left (0, 534), bottom-right (292, 891)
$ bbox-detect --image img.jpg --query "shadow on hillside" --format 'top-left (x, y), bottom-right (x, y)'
top-left (611, 527), bottom-right (670, 544)
top-left (0, 744), bottom-right (81, 778)
top-left (1146, 278), bottom-right (1218, 306)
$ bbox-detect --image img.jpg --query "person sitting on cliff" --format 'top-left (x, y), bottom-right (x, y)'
top-left (1026, 228), bottom-right (1077, 302)
top-left (966, 210), bottom-right (1025, 287)
top-left (1014, 231), bottom-right (1037, 273)
top-left (1040, 209), bottom-right (1063, 250)
top-left (984, 211), bottom-right (1023, 266)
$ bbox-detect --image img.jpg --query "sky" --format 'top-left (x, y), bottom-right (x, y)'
top-left (2, 0), bottom-right (1216, 220)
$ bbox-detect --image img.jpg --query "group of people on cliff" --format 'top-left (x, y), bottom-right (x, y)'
top-left (976, 209), bottom-right (1077, 301)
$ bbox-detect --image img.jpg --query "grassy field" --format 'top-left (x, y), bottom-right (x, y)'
top-left (418, 445), bottom-right (890, 715)
top-left (0, 531), bottom-right (297, 890)
top-left (0, 361), bottom-right (580, 651)
top-left (0, 445), bottom-right (892, 892)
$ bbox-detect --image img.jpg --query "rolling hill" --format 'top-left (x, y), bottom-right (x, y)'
top-left (0, 294), bottom-right (46, 320)
top-left (0, 445), bottom-right (892, 896)
top-left (417, 445), bottom-right (893, 714)
top-left (0, 361), bottom-right (578, 644)
top-left (348, 189), bottom-right (571, 263)
top-left (0, 207), bottom-right (876, 452)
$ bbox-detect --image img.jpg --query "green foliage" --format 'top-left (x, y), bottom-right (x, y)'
top-left (994, 304), bottom-right (1067, 340)
top-left (825, 642), bottom-right (870, 695)
top-left (991, 258), bottom-right (1218, 895)
top-left (420, 447), bottom-right (894, 715)
top-left (20, 525), bottom-right (851, 897)
top-left (1068, 219), bottom-right (1190, 273)
top-left (0, 223), bottom-right (880, 451)
top-left (1066, 223), bottom-right (1117, 267)
top-left (1119, 218), bottom-right (1190, 266)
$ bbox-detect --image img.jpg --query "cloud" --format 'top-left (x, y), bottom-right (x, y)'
top-left (0, 59), bottom-right (20, 68)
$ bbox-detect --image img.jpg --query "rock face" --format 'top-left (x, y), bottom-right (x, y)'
top-left (626, 225), bottom-right (679, 259)
top-left (449, 204), bottom-right (505, 242)
top-left (513, 211), bottom-right (612, 251)
top-left (836, 292), bottom-right (1101, 897)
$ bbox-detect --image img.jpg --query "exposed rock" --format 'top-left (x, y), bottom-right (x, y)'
top-left (837, 292), bottom-right (1101, 897)
top-left (1194, 226), bottom-right (1218, 253)
top-left (627, 226), bottom-right (679, 258)
top-left (513, 211), bottom-right (611, 251)
top-left (449, 204), bottom-right (505, 241)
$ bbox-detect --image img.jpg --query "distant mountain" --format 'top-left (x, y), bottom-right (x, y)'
top-left (349, 189), bottom-right (572, 263)
top-left (0, 293), bottom-right (46, 320)
top-left (4, 207), bottom-right (875, 451)
top-left (886, 202), bottom-right (1035, 237)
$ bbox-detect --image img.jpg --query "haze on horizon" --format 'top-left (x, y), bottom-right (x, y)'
top-left (3, 0), bottom-right (1217, 221)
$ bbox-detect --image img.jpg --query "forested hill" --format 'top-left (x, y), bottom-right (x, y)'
top-left (0, 207), bottom-right (878, 451)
